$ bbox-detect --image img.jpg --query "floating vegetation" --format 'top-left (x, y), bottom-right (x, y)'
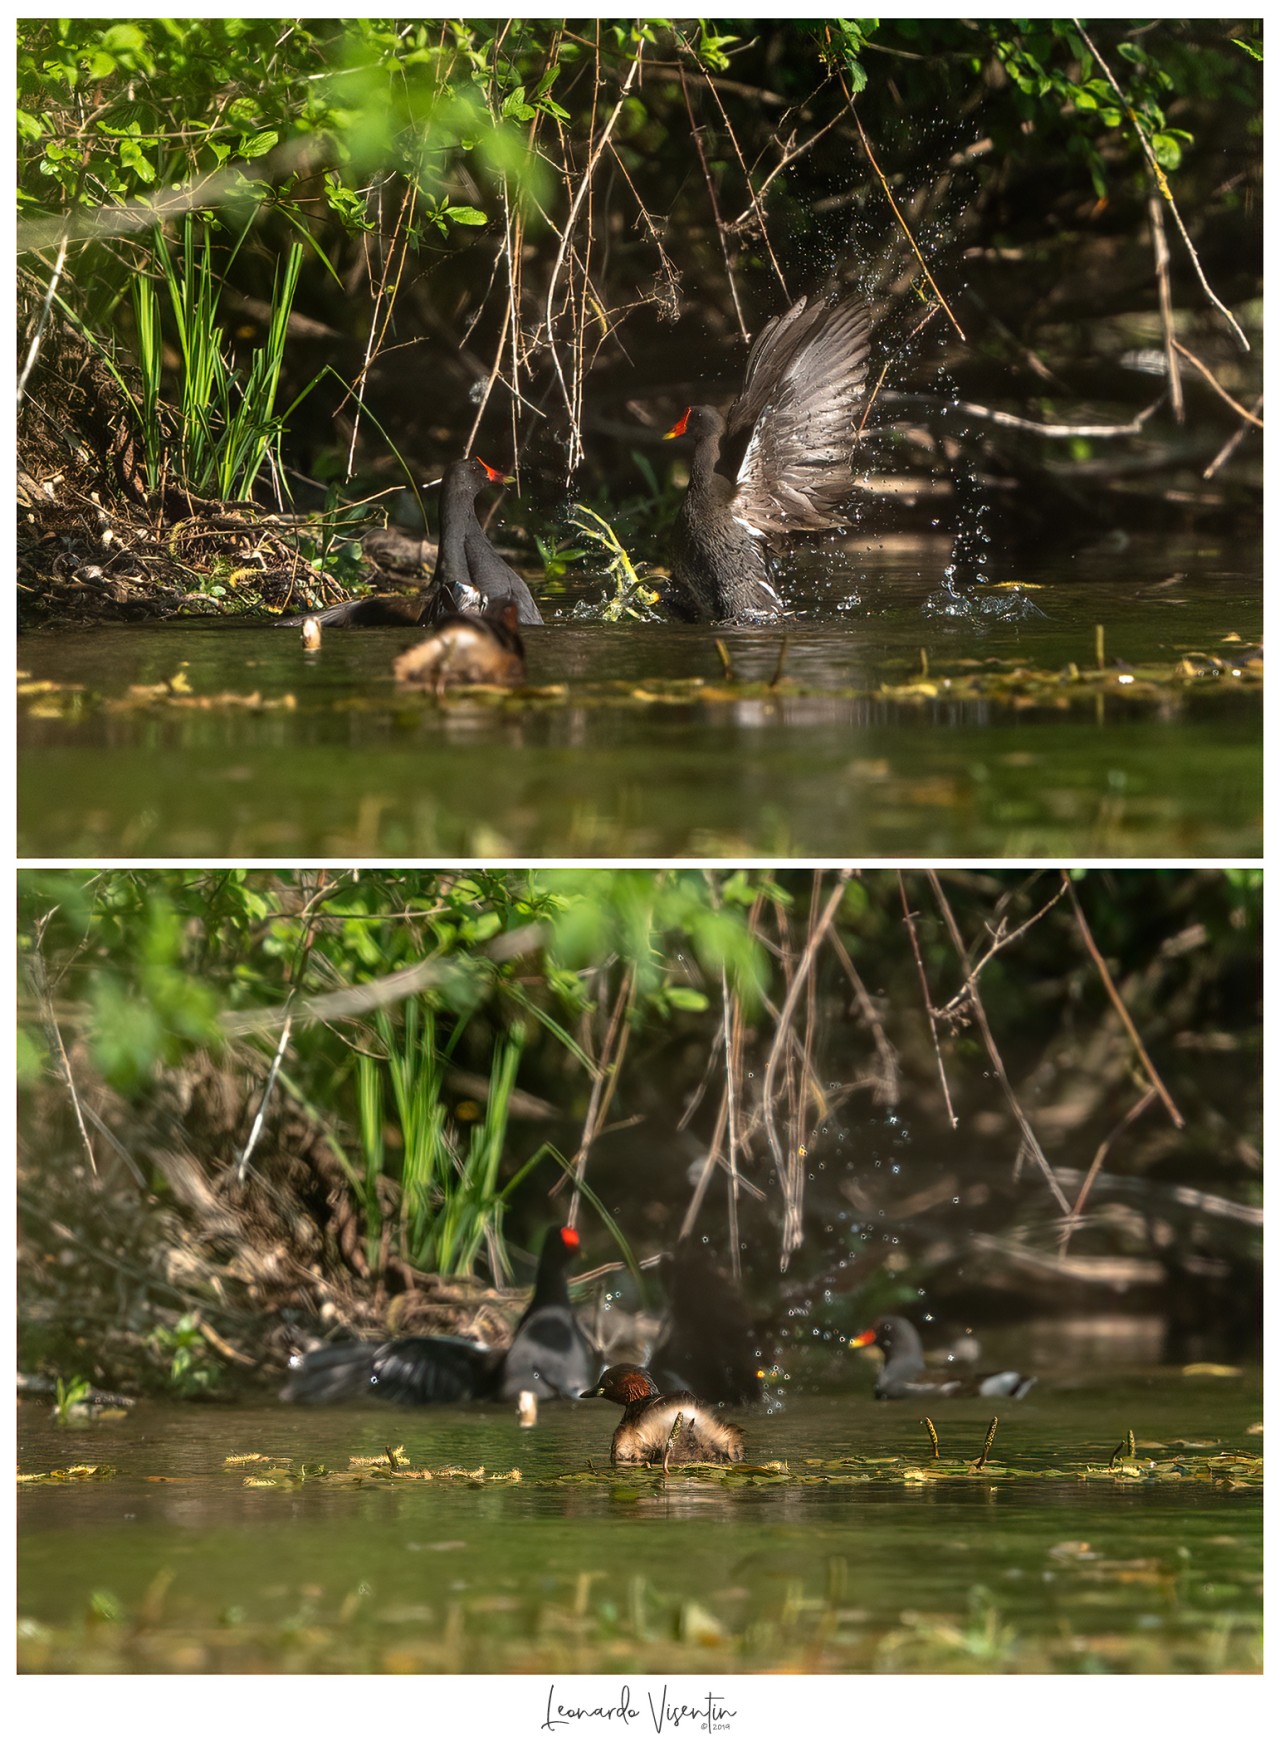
top-left (16, 1438), bottom-right (1262, 1495)
top-left (18, 1463), bottom-right (118, 1484)
top-left (17, 632), bottom-right (1261, 723)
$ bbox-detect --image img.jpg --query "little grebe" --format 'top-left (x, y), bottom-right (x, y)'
top-left (849, 1315), bottom-right (1037, 1400)
top-left (392, 602), bottom-right (526, 691)
top-left (284, 1226), bottom-right (596, 1405)
top-left (581, 1364), bottom-right (745, 1465)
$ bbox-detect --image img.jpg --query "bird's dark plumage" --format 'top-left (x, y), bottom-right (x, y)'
top-left (649, 1245), bottom-right (762, 1406)
top-left (282, 1227), bottom-right (595, 1405)
top-left (282, 456), bottom-right (542, 629)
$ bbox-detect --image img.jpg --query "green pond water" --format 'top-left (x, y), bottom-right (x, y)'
top-left (17, 539), bottom-right (1260, 858)
top-left (17, 1368), bottom-right (1262, 1675)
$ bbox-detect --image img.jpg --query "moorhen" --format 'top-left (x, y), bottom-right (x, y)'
top-left (662, 293), bottom-right (876, 623)
top-left (391, 601), bottom-right (527, 691)
top-left (849, 1315), bottom-right (1037, 1400)
top-left (580, 1364), bottom-right (745, 1465)
top-left (649, 1244), bottom-right (763, 1406)
top-left (286, 457), bottom-right (542, 629)
top-left (282, 1226), bottom-right (596, 1405)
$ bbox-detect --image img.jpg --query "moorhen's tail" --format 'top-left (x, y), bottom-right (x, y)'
top-left (976, 1368), bottom-right (1038, 1400)
top-left (281, 1341), bottom-right (381, 1403)
top-left (280, 595), bottom-right (429, 629)
top-left (729, 293), bottom-right (876, 541)
top-left (282, 1335), bottom-right (497, 1405)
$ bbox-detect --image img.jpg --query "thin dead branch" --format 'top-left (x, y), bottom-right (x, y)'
top-left (1063, 876), bottom-right (1186, 1130)
top-left (1074, 18), bottom-right (1249, 350)
top-left (925, 872), bottom-right (1072, 1214)
top-left (898, 873), bottom-right (957, 1128)
top-left (762, 870), bottom-right (851, 1267)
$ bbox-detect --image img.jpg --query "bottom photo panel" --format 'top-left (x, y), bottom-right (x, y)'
top-left (16, 866), bottom-right (1262, 1700)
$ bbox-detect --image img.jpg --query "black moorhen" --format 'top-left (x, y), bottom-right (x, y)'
top-left (849, 1315), bottom-right (1037, 1400)
top-left (391, 601), bottom-right (527, 691)
top-left (649, 1244), bottom-right (763, 1406)
top-left (282, 1226), bottom-right (596, 1405)
top-left (662, 293), bottom-right (876, 623)
top-left (285, 457), bottom-right (542, 629)
top-left (580, 1364), bottom-right (745, 1465)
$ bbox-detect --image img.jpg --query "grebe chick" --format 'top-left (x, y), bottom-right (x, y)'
top-left (392, 602), bottom-right (526, 692)
top-left (581, 1364), bottom-right (744, 1465)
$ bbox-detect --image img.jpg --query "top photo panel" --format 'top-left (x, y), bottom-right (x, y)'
top-left (17, 19), bottom-right (1262, 859)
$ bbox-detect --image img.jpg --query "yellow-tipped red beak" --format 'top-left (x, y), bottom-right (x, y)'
top-left (475, 455), bottom-right (514, 484)
top-left (663, 408), bottom-right (691, 440)
top-left (848, 1328), bottom-right (878, 1349)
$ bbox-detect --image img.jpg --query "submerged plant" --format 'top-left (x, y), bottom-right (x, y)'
top-left (52, 1375), bottom-right (91, 1425)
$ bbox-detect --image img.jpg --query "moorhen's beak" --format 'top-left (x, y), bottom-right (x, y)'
top-left (663, 408), bottom-right (691, 441)
top-left (849, 1328), bottom-right (878, 1350)
top-left (474, 455), bottom-right (515, 485)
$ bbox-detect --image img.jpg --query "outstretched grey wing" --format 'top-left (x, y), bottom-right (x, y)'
top-left (729, 296), bottom-right (875, 542)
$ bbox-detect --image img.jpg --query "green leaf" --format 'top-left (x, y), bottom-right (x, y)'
top-left (665, 987), bottom-right (709, 1012)
top-left (101, 24), bottom-right (145, 53)
top-left (238, 130), bottom-right (279, 160)
top-left (444, 203), bottom-right (487, 226)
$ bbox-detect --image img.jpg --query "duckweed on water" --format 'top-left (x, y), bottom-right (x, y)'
top-left (17, 637), bottom-right (1262, 722)
top-left (21, 1435), bottom-right (1262, 1492)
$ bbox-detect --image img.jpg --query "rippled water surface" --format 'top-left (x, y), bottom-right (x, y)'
top-left (18, 539), bottom-right (1260, 857)
top-left (17, 1366), bottom-right (1262, 1675)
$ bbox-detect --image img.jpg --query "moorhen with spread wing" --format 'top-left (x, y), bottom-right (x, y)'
top-left (580, 1364), bottom-right (745, 1465)
top-left (849, 1315), bottom-right (1037, 1400)
top-left (286, 457), bottom-right (542, 629)
top-left (282, 1226), bottom-right (595, 1405)
top-left (662, 293), bottom-right (875, 624)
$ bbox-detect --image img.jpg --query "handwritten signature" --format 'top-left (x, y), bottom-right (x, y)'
top-left (543, 1683), bottom-right (737, 1733)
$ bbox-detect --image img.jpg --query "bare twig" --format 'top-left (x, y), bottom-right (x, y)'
top-left (17, 231), bottom-right (70, 405)
top-left (544, 41), bottom-right (643, 469)
top-left (898, 873), bottom-right (957, 1128)
top-left (1148, 185), bottom-right (1184, 422)
top-left (1203, 393), bottom-right (1263, 478)
top-left (727, 95), bottom-right (850, 230)
top-left (926, 872), bottom-right (1071, 1213)
top-left (689, 45), bottom-right (789, 298)
top-left (1171, 340), bottom-right (1264, 428)
top-left (679, 60), bottom-right (748, 341)
top-left (852, 110), bottom-right (965, 341)
top-left (1057, 1086), bottom-right (1159, 1254)
top-left (1063, 876), bottom-right (1186, 1130)
top-left (236, 1007), bottom-right (294, 1183)
top-left (565, 967), bottom-right (635, 1228)
top-left (936, 875), bottom-right (1071, 1017)
top-left (25, 919), bottom-right (97, 1175)
top-left (762, 870), bottom-right (851, 1267)
top-left (1074, 19), bottom-right (1248, 350)
top-left (828, 929), bottom-right (900, 1107)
